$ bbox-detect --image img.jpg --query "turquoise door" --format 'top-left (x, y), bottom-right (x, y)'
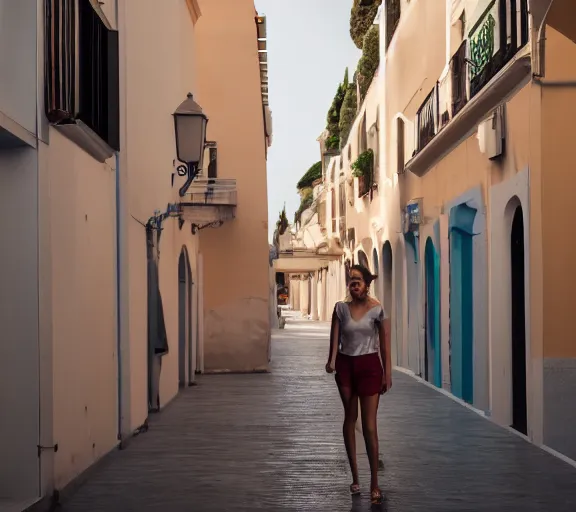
top-left (425, 238), bottom-right (441, 388)
top-left (449, 203), bottom-right (477, 404)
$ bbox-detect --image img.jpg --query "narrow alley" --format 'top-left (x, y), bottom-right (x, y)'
top-left (59, 316), bottom-right (576, 512)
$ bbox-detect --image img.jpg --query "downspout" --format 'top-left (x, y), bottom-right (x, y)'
top-left (114, 0), bottom-right (122, 445)
top-left (533, 1), bottom-right (555, 78)
top-left (115, 151), bottom-right (122, 444)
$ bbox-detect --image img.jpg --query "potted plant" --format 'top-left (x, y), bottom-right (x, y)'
top-left (351, 149), bottom-right (374, 197)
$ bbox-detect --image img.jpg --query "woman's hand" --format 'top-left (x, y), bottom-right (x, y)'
top-left (380, 371), bottom-right (392, 394)
top-left (325, 360), bottom-right (335, 374)
top-left (386, 372), bottom-right (392, 391)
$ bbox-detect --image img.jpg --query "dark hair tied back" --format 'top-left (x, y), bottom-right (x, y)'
top-left (350, 264), bottom-right (375, 286)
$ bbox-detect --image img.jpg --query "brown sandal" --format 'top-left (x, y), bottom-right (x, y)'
top-left (350, 483), bottom-right (361, 495)
top-left (370, 487), bottom-right (383, 504)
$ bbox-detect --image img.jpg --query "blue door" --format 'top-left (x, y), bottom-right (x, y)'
top-left (425, 238), bottom-right (441, 388)
top-left (449, 204), bottom-right (476, 404)
top-left (404, 232), bottom-right (420, 375)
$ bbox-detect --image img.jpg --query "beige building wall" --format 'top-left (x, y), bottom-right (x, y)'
top-left (121, 0), bottom-right (200, 429)
top-left (45, 133), bottom-right (118, 489)
top-left (538, 25), bottom-right (576, 460)
top-left (38, 0), bottom-right (203, 491)
top-left (194, 0), bottom-right (270, 372)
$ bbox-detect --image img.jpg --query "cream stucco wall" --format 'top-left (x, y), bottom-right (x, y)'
top-left (46, 132), bottom-right (118, 489)
top-left (194, 0), bottom-right (270, 372)
top-left (33, 0), bottom-right (203, 492)
top-left (120, 0), bottom-right (200, 430)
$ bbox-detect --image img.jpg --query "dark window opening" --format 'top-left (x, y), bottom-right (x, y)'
top-left (385, 0), bottom-right (401, 51)
top-left (416, 86), bottom-right (438, 152)
top-left (451, 41), bottom-right (468, 116)
top-left (45, 0), bottom-right (120, 151)
top-left (396, 117), bottom-right (405, 173)
top-left (45, 0), bottom-right (76, 123)
top-left (207, 147), bottom-right (218, 178)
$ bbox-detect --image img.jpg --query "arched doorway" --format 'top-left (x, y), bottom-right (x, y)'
top-left (510, 205), bottom-right (527, 435)
top-left (358, 249), bottom-right (370, 270)
top-left (394, 242), bottom-right (404, 367)
top-left (382, 241), bottom-right (394, 363)
top-left (425, 238), bottom-right (441, 387)
top-left (449, 203), bottom-right (477, 404)
top-left (404, 232), bottom-right (420, 375)
top-left (372, 248), bottom-right (380, 302)
top-left (178, 248), bottom-right (193, 388)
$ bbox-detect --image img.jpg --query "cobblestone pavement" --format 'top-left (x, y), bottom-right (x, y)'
top-left (60, 315), bottom-right (576, 512)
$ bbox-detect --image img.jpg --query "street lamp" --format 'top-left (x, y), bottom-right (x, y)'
top-left (173, 92), bottom-right (208, 197)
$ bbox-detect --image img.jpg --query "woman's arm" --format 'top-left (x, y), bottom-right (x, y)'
top-left (326, 306), bottom-right (340, 372)
top-left (378, 315), bottom-right (392, 388)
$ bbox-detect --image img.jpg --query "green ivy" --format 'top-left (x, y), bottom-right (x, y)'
top-left (297, 161), bottom-right (322, 190)
top-left (350, 0), bottom-right (382, 49)
top-left (351, 149), bottom-right (374, 178)
top-left (356, 25), bottom-right (380, 100)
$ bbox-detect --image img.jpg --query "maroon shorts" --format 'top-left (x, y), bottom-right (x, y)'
top-left (335, 352), bottom-right (383, 396)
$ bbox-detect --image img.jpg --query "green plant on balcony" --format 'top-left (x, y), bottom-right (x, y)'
top-left (352, 149), bottom-right (374, 197)
top-left (356, 25), bottom-right (379, 100)
top-left (351, 149), bottom-right (374, 178)
top-left (350, 0), bottom-right (382, 49)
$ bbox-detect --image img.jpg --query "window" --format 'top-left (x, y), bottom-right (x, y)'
top-left (45, 0), bottom-right (76, 123)
top-left (45, 0), bottom-right (120, 153)
top-left (396, 117), bottom-right (405, 173)
top-left (359, 113), bottom-right (367, 154)
top-left (385, 0), bottom-right (401, 51)
top-left (416, 87), bottom-right (438, 152)
top-left (451, 41), bottom-right (468, 116)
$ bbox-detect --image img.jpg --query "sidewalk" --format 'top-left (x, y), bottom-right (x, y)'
top-left (59, 315), bottom-right (576, 511)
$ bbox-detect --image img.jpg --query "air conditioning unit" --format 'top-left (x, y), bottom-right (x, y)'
top-left (477, 106), bottom-right (504, 160)
top-left (402, 198), bottom-right (423, 234)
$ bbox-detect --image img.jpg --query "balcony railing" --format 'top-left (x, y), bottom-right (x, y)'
top-left (186, 178), bottom-right (237, 206)
top-left (180, 178), bottom-right (237, 226)
top-left (416, 86), bottom-right (438, 153)
top-left (468, 0), bottom-right (529, 98)
top-left (451, 41), bottom-right (468, 116)
top-left (410, 0), bottom-right (529, 164)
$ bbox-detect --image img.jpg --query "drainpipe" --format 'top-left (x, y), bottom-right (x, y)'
top-left (115, 151), bottom-right (123, 443)
top-left (533, 1), bottom-right (555, 78)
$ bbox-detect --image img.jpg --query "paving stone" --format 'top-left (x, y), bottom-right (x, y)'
top-left (60, 316), bottom-right (576, 511)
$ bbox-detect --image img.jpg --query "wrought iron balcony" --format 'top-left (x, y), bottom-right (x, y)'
top-left (180, 178), bottom-right (237, 228)
top-left (416, 86), bottom-right (439, 153)
top-left (406, 0), bottom-right (530, 176)
top-left (451, 41), bottom-right (468, 116)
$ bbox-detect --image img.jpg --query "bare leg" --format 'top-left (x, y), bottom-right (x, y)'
top-left (337, 385), bottom-right (359, 486)
top-left (360, 393), bottom-right (381, 491)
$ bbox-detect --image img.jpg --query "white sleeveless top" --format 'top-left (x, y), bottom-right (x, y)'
top-left (335, 301), bottom-right (386, 356)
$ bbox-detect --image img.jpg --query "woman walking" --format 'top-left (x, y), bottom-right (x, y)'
top-left (325, 264), bottom-right (392, 504)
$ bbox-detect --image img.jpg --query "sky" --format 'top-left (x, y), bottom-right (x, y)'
top-left (254, 0), bottom-right (362, 241)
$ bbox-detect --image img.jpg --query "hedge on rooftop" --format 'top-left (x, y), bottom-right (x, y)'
top-left (325, 68), bottom-right (349, 150)
top-left (297, 161), bottom-right (322, 190)
top-left (338, 81), bottom-right (358, 148)
top-left (350, 0), bottom-right (382, 49)
top-left (356, 25), bottom-right (379, 100)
